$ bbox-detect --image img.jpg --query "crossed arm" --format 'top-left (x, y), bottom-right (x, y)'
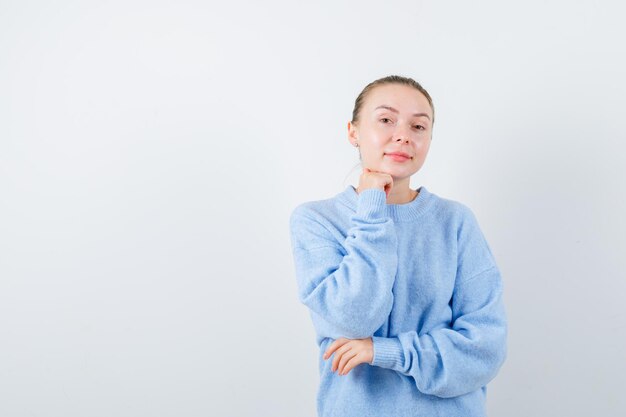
top-left (289, 191), bottom-right (507, 398)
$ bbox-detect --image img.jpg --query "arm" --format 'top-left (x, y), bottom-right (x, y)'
top-left (371, 266), bottom-right (507, 398)
top-left (370, 207), bottom-right (508, 398)
top-left (289, 189), bottom-right (398, 339)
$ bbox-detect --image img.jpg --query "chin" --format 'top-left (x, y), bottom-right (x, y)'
top-left (388, 170), bottom-right (412, 179)
top-left (383, 164), bottom-right (414, 174)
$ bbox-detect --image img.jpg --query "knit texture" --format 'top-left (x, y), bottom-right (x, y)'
top-left (289, 185), bottom-right (507, 417)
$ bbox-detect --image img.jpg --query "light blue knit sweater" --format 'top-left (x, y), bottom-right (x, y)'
top-left (289, 185), bottom-right (507, 417)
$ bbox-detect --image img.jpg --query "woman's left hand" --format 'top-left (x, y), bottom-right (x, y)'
top-left (323, 337), bottom-right (374, 375)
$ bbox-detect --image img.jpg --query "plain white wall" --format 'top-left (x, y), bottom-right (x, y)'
top-left (1, 1), bottom-right (625, 416)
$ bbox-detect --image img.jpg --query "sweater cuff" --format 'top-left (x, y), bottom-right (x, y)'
top-left (371, 336), bottom-right (403, 370)
top-left (355, 189), bottom-right (387, 220)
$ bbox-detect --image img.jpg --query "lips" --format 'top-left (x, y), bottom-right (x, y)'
top-left (385, 152), bottom-right (411, 162)
top-left (385, 152), bottom-right (411, 158)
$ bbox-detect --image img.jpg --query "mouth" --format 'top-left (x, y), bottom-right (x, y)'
top-left (384, 152), bottom-right (412, 162)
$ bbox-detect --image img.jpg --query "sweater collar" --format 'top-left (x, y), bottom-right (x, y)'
top-left (336, 184), bottom-right (435, 222)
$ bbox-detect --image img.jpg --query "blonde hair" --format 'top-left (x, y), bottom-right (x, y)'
top-left (351, 75), bottom-right (435, 126)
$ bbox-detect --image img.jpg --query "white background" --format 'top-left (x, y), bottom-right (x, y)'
top-left (1, 1), bottom-right (625, 416)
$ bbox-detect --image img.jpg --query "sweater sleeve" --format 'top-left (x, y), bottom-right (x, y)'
top-left (289, 189), bottom-right (398, 339)
top-left (369, 207), bottom-right (508, 398)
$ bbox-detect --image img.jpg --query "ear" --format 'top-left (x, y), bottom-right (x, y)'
top-left (347, 121), bottom-right (358, 146)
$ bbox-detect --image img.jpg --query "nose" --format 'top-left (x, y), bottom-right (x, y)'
top-left (393, 124), bottom-right (412, 144)
top-left (393, 129), bottom-right (411, 144)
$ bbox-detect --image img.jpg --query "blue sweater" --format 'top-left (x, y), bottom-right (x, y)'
top-left (289, 185), bottom-right (507, 417)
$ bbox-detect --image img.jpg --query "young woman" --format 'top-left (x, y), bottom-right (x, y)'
top-left (289, 75), bottom-right (507, 417)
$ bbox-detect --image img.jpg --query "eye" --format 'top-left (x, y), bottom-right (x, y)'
top-left (414, 125), bottom-right (425, 130)
top-left (380, 118), bottom-right (392, 124)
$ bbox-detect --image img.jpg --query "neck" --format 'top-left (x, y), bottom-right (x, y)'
top-left (356, 178), bottom-right (417, 204)
top-left (385, 187), bottom-right (418, 204)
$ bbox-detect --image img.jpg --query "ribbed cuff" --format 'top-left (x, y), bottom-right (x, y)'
top-left (355, 189), bottom-right (387, 220)
top-left (371, 336), bottom-right (403, 370)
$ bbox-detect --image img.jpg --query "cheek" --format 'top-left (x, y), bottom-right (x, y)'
top-left (371, 134), bottom-right (388, 146)
top-left (360, 136), bottom-right (386, 150)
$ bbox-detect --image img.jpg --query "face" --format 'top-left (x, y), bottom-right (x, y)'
top-left (348, 83), bottom-right (433, 181)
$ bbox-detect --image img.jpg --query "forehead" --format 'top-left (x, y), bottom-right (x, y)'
top-left (365, 84), bottom-right (431, 115)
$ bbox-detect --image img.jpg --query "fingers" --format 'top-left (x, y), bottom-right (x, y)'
top-left (339, 352), bottom-right (366, 375)
top-left (331, 344), bottom-right (352, 372)
top-left (336, 350), bottom-right (358, 375)
top-left (325, 340), bottom-right (369, 376)
top-left (323, 338), bottom-right (348, 360)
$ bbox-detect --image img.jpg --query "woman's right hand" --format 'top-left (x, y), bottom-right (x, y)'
top-left (358, 167), bottom-right (394, 198)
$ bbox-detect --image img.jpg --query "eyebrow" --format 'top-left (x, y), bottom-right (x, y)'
top-left (374, 105), bottom-right (431, 120)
